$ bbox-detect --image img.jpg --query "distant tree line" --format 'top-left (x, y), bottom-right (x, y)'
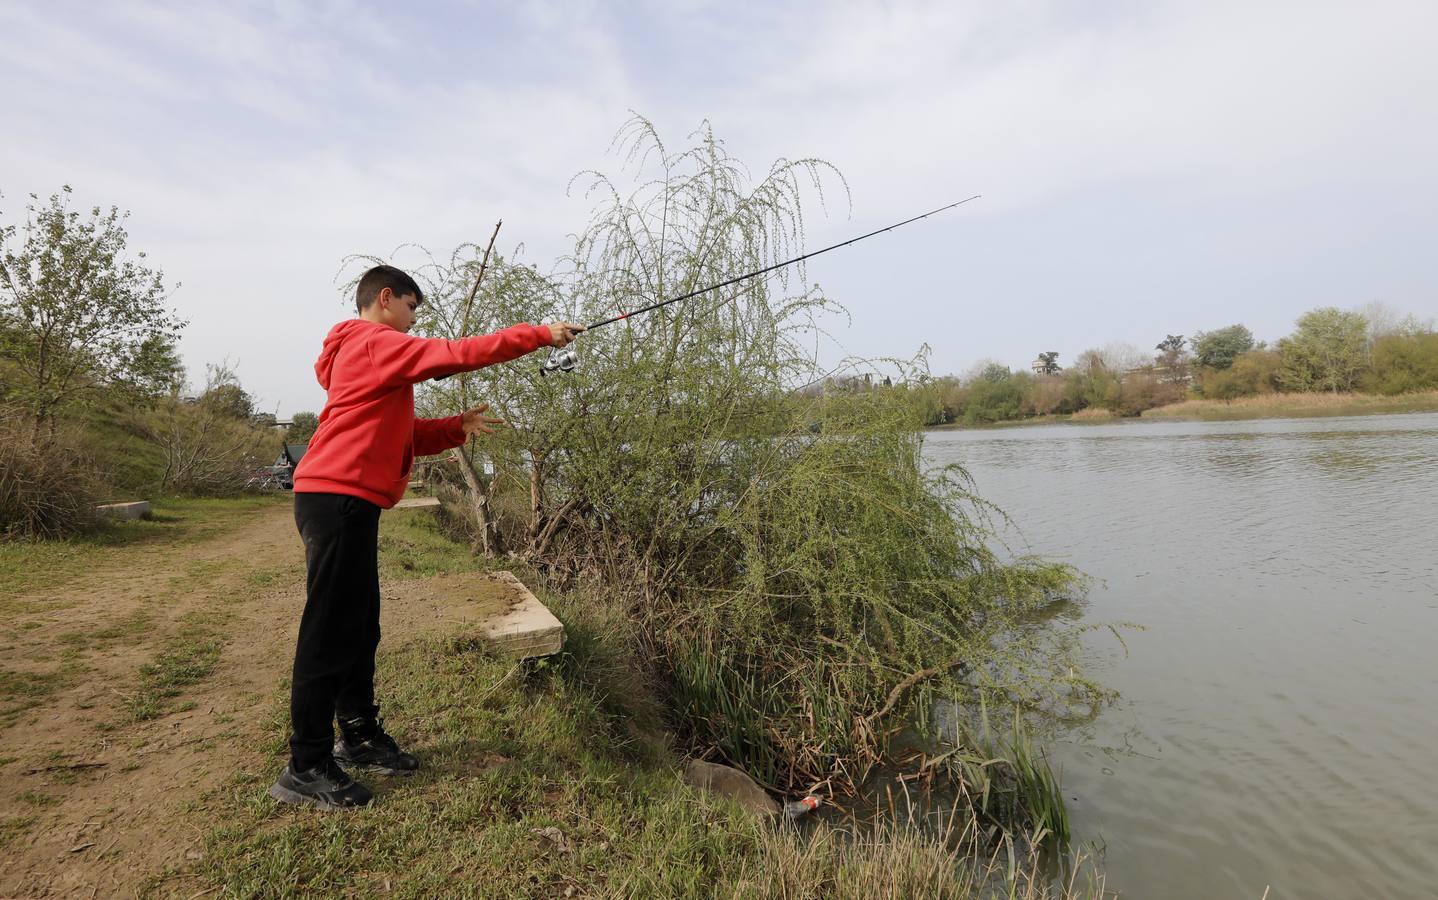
top-left (921, 304), bottom-right (1438, 425)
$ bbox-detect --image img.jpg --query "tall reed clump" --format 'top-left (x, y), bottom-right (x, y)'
top-left (0, 406), bottom-right (100, 538)
top-left (385, 117), bottom-right (1095, 837)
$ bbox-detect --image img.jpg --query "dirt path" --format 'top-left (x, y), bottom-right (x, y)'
top-left (0, 501), bottom-right (502, 898)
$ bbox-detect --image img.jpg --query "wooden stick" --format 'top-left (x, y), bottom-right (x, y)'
top-left (456, 219), bottom-right (503, 456)
top-left (24, 761), bottom-right (107, 774)
top-left (865, 659), bottom-right (966, 726)
top-left (459, 219), bottom-right (503, 344)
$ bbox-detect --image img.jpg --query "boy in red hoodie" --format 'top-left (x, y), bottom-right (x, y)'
top-left (269, 264), bottom-right (582, 810)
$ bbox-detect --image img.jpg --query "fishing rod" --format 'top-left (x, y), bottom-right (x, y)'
top-left (540, 194), bottom-right (981, 375)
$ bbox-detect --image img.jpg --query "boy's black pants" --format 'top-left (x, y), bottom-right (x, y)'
top-left (289, 492), bottom-right (383, 771)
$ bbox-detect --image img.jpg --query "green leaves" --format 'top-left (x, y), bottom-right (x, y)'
top-left (1277, 307), bottom-right (1370, 393)
top-left (0, 186), bottom-right (184, 426)
top-left (367, 118), bottom-right (1087, 804)
top-left (1192, 324), bottom-right (1255, 370)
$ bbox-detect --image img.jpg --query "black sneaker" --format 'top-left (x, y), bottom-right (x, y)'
top-left (334, 722), bottom-right (421, 776)
top-left (268, 759), bottom-right (374, 810)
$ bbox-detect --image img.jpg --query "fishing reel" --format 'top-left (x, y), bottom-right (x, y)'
top-left (540, 345), bottom-right (579, 376)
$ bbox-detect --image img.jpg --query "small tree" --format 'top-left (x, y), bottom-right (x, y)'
top-left (0, 187), bottom-right (184, 439)
top-left (1034, 351), bottom-right (1061, 375)
top-left (1153, 333), bottom-right (1191, 387)
top-left (978, 362), bottom-right (1011, 383)
top-left (1155, 334), bottom-right (1186, 354)
top-left (286, 411), bottom-right (319, 443)
top-left (1360, 301), bottom-right (1429, 347)
top-left (1192, 324), bottom-right (1255, 370)
top-left (200, 362), bottom-right (256, 420)
top-left (1278, 307), bottom-right (1369, 393)
top-left (964, 368), bottom-right (1029, 423)
top-left (343, 119), bottom-right (1096, 811)
top-left (115, 333), bottom-right (185, 402)
top-left (1065, 348), bottom-right (1121, 410)
top-left (1203, 349), bottom-right (1283, 399)
top-left (1363, 332), bottom-right (1438, 394)
top-left (139, 365), bottom-right (269, 495)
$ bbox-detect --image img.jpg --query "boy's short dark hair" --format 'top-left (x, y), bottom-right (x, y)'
top-left (356, 265), bottom-right (424, 312)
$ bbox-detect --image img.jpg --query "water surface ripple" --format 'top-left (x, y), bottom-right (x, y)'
top-left (922, 413), bottom-right (1438, 899)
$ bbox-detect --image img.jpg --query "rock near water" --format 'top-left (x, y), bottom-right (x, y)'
top-left (682, 760), bottom-right (780, 817)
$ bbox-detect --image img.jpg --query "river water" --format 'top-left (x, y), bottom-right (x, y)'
top-left (922, 413), bottom-right (1438, 899)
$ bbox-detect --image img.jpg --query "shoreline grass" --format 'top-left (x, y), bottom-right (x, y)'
top-left (177, 629), bottom-right (1099, 899)
top-left (924, 390), bottom-right (1438, 429)
top-left (1141, 389), bottom-right (1438, 421)
top-left (145, 501), bottom-right (1100, 898)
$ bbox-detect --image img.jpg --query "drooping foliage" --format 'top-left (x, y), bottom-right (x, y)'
top-left (319, 120), bottom-right (1435, 856)
top-left (359, 121), bottom-right (1090, 829)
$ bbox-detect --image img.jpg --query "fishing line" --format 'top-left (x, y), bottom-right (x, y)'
top-left (541, 195), bottom-right (981, 375)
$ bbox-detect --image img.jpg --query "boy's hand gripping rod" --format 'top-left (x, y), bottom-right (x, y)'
top-left (540, 195), bottom-right (981, 375)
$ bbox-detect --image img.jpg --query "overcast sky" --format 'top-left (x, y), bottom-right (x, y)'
top-left (4, 0), bottom-right (1435, 416)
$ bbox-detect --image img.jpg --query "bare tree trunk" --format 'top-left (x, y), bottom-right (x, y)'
top-left (452, 447), bottom-right (503, 556)
top-left (530, 497), bottom-right (578, 560)
top-left (527, 448), bottom-right (545, 546)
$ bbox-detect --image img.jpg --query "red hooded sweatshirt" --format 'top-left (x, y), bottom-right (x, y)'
top-left (293, 319), bottom-right (551, 508)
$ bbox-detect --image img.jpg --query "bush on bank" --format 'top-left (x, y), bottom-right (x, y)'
top-left (372, 119), bottom-right (1095, 842)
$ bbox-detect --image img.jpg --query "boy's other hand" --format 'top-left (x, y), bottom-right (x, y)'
top-left (461, 404), bottom-right (505, 436)
top-left (546, 322), bottom-right (586, 348)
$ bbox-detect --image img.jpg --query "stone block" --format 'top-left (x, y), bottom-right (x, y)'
top-left (96, 501), bottom-right (151, 520)
top-left (390, 571), bottom-right (564, 660)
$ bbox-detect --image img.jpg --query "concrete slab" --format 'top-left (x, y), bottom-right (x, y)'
top-left (388, 571), bottom-right (564, 659)
top-left (393, 496), bottom-right (441, 510)
top-left (96, 501), bottom-right (151, 520)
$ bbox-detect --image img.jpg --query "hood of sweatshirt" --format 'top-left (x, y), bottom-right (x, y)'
top-left (314, 319), bottom-right (386, 390)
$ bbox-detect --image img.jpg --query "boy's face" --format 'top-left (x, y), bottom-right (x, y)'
top-left (372, 288), bottom-right (420, 333)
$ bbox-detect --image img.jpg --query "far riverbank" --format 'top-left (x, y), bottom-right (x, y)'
top-left (926, 389), bottom-right (1438, 429)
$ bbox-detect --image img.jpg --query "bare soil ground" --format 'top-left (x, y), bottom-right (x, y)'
top-left (0, 500), bottom-right (515, 898)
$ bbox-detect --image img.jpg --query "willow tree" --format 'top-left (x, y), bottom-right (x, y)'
top-left (373, 120), bottom-right (1094, 822)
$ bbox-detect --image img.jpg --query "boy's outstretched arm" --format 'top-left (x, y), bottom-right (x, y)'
top-left (366, 324), bottom-right (553, 387)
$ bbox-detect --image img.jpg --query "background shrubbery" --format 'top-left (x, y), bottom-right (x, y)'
top-left (919, 304), bottom-right (1438, 426)
top-left (1, 190), bottom-right (277, 537)
top-left (0, 407), bottom-right (100, 539)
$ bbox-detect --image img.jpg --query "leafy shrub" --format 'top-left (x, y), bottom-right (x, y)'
top-left (1023, 375), bottom-right (1070, 415)
top-left (378, 119), bottom-right (1089, 813)
top-left (1199, 349), bottom-right (1283, 399)
top-left (1362, 332), bottom-right (1438, 395)
top-left (962, 368), bottom-right (1030, 424)
top-left (138, 395), bottom-right (271, 496)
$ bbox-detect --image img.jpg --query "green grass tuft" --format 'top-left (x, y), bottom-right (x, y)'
top-left (124, 628), bottom-right (225, 722)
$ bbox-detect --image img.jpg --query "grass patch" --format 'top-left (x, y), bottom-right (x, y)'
top-left (55, 609), bottom-right (155, 650)
top-left (0, 663), bottom-right (81, 728)
top-left (158, 496), bottom-right (1095, 895)
top-left (178, 620), bottom-right (1095, 899)
top-left (0, 814), bottom-right (38, 850)
top-left (244, 569), bottom-right (284, 589)
top-left (124, 626), bottom-right (225, 722)
top-left (377, 507), bottom-right (502, 580)
top-left (1143, 389), bottom-right (1438, 421)
top-left (0, 495), bottom-right (290, 603)
top-left (1067, 407), bottom-right (1117, 422)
